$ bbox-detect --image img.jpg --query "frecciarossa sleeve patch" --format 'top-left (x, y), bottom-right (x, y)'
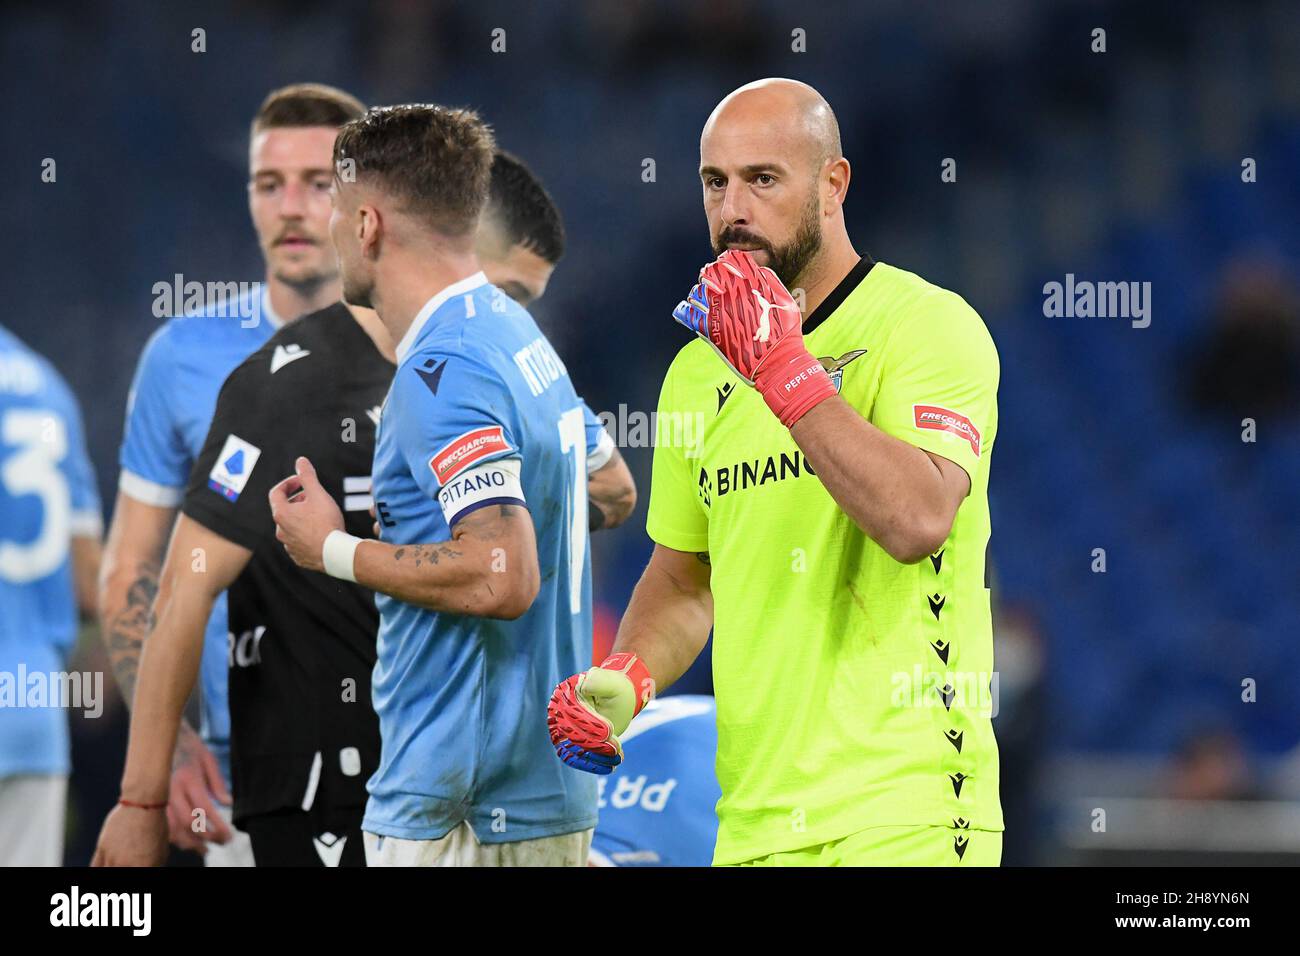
top-left (436, 457), bottom-right (526, 527)
top-left (429, 425), bottom-right (512, 485)
top-left (912, 404), bottom-right (981, 457)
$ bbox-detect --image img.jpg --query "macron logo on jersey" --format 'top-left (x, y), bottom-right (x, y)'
top-left (207, 434), bottom-right (262, 501)
top-left (429, 426), bottom-right (511, 486)
top-left (270, 343), bottom-right (311, 373)
top-left (913, 404), bottom-right (981, 457)
top-left (312, 833), bottom-right (347, 867)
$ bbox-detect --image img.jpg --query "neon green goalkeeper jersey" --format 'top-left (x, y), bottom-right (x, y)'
top-left (647, 258), bottom-right (1004, 865)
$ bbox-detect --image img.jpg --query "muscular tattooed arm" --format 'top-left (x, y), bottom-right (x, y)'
top-left (99, 493), bottom-right (172, 704)
top-left (353, 504), bottom-right (538, 617)
top-left (270, 459), bottom-right (543, 622)
top-left (99, 492), bottom-right (233, 852)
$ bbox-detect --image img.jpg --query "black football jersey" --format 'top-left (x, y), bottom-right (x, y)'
top-left (182, 303), bottom-right (393, 826)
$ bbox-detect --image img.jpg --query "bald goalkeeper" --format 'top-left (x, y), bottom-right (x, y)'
top-left (549, 78), bottom-right (1004, 866)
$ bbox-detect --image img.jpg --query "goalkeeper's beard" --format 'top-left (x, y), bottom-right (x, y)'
top-left (715, 192), bottom-right (823, 289)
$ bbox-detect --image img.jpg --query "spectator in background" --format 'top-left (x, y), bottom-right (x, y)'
top-left (1166, 728), bottom-right (1260, 802)
top-left (578, 0), bottom-right (766, 78)
top-left (1187, 257), bottom-right (1300, 419)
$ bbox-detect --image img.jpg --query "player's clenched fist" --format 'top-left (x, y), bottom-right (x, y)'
top-left (672, 248), bottom-right (838, 427)
top-left (548, 653), bottom-right (655, 775)
top-left (269, 456), bottom-right (345, 573)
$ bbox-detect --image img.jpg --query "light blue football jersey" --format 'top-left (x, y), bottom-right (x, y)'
top-left (118, 288), bottom-right (281, 783)
top-left (0, 325), bottom-right (103, 776)
top-left (365, 273), bottom-right (609, 843)
top-left (590, 695), bottom-right (721, 867)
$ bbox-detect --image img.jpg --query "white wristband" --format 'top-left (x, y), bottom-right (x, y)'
top-left (322, 530), bottom-right (361, 583)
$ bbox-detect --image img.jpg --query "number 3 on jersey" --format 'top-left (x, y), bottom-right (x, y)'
top-left (0, 408), bottom-right (71, 583)
top-left (557, 406), bottom-right (588, 615)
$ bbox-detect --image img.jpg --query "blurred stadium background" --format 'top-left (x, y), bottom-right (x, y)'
top-left (3, 0), bottom-right (1298, 865)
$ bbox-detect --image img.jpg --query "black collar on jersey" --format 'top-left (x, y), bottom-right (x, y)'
top-left (314, 301), bottom-right (396, 369)
top-left (802, 254), bottom-right (876, 336)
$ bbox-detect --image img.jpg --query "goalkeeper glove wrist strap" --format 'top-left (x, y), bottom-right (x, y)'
top-left (599, 651), bottom-right (656, 718)
top-left (754, 335), bottom-right (838, 428)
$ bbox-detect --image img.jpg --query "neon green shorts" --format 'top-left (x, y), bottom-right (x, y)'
top-left (730, 825), bottom-right (1002, 867)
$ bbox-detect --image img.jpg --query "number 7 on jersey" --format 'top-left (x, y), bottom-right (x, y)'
top-left (556, 406), bottom-right (588, 615)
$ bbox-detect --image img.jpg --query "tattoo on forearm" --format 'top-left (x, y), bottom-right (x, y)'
top-left (104, 561), bottom-right (159, 705)
top-left (392, 544), bottom-right (465, 567)
top-left (391, 505), bottom-right (523, 570)
top-left (696, 552), bottom-right (711, 566)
